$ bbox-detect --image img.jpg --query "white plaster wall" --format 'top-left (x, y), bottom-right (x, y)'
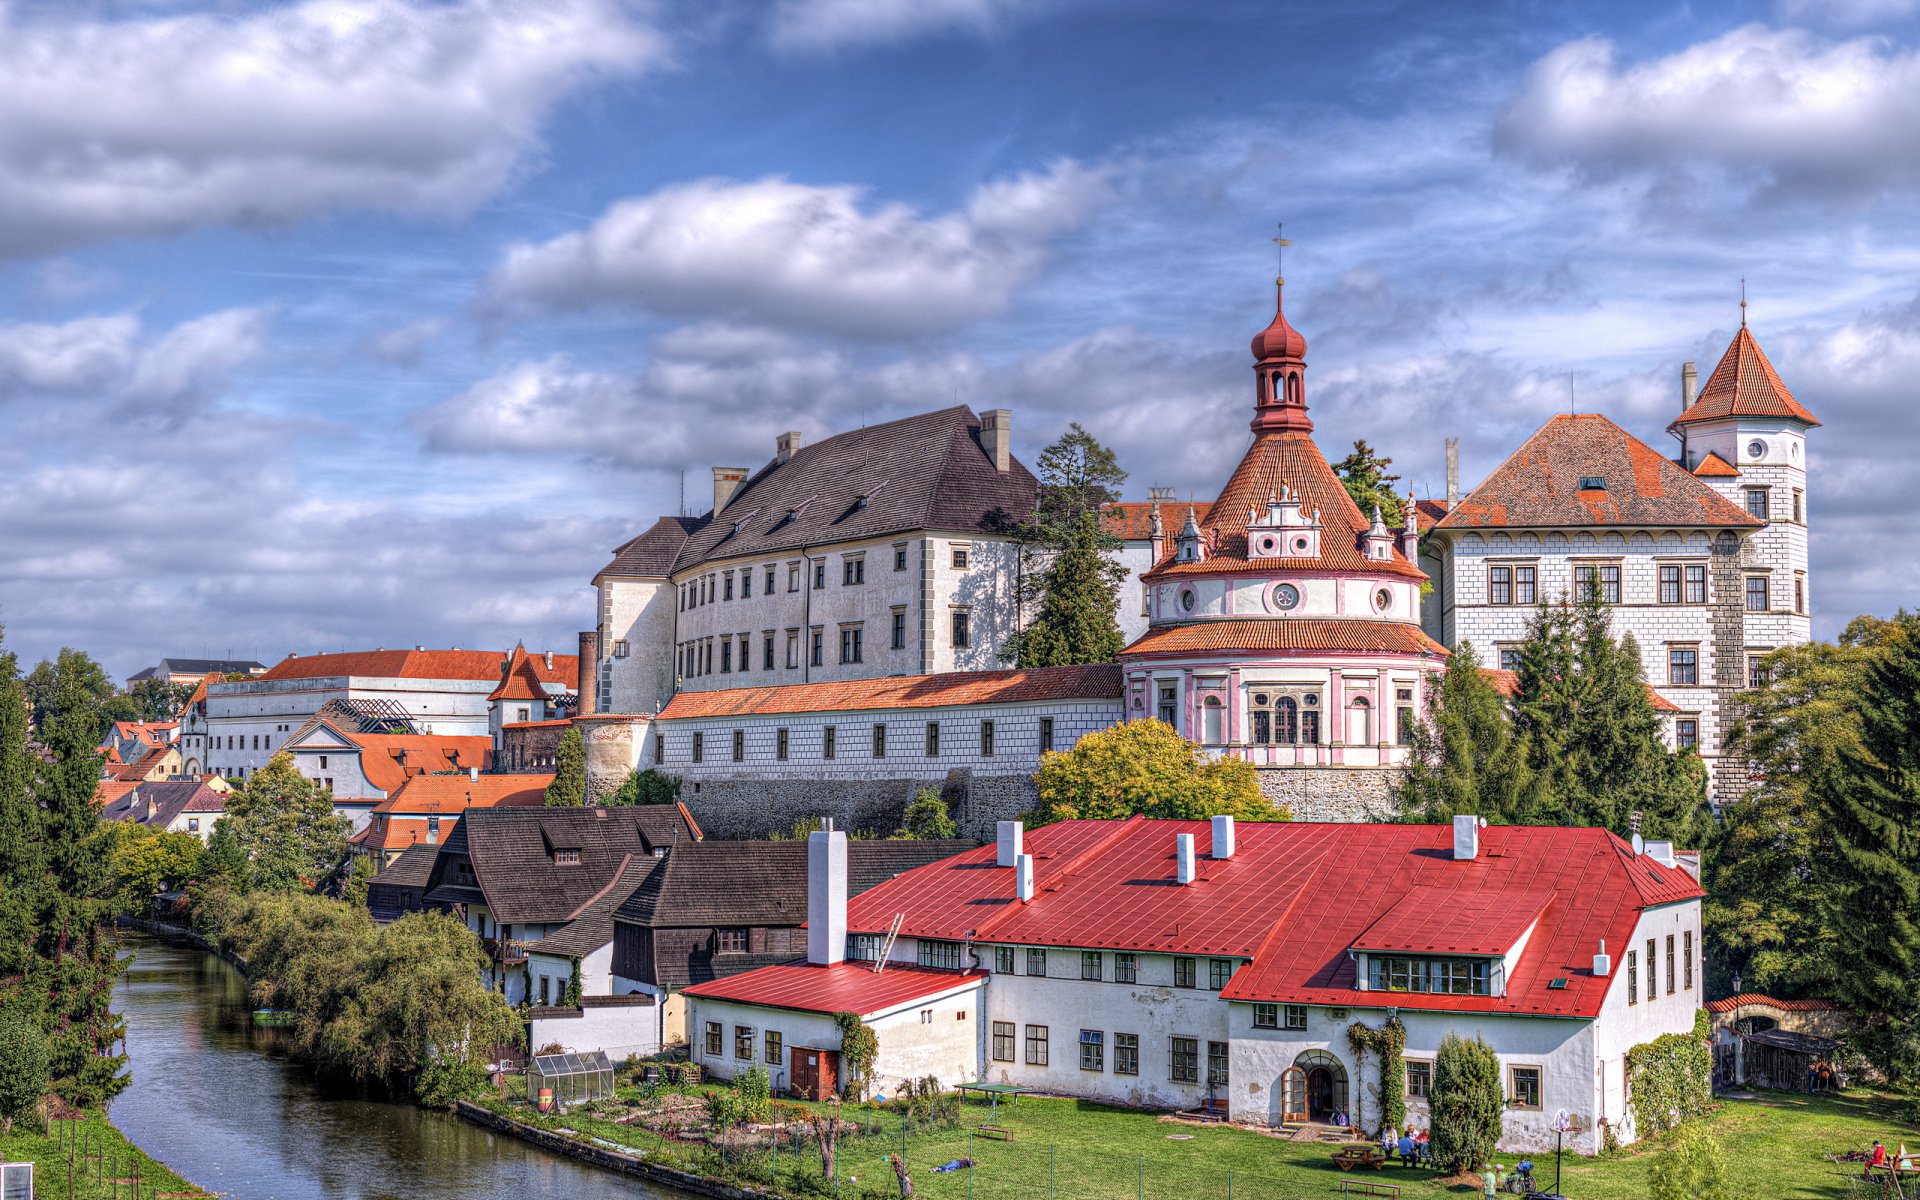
top-left (204, 675), bottom-right (494, 777)
top-left (689, 987), bottom-right (982, 1096)
top-left (598, 574), bottom-right (679, 715)
top-left (1590, 899), bottom-right (1706, 1148)
top-left (528, 1004), bottom-right (663, 1061)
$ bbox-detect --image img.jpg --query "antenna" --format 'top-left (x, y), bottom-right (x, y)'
top-left (1271, 222), bottom-right (1291, 282)
top-left (1740, 276), bottom-right (1748, 328)
top-left (678, 470), bottom-right (685, 518)
top-left (1568, 373), bottom-right (1575, 416)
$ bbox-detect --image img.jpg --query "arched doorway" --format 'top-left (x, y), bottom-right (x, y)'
top-left (1293, 1050), bottom-right (1349, 1122)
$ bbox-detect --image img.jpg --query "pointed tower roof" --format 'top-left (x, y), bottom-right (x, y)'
top-left (1672, 327), bottom-right (1819, 428)
top-left (489, 644), bottom-right (549, 702)
top-left (1251, 278), bottom-right (1308, 362)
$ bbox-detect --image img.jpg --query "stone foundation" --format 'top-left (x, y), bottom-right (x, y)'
top-left (677, 769), bottom-right (1038, 840)
top-left (1255, 765), bottom-right (1400, 821)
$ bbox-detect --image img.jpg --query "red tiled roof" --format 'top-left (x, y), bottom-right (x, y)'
top-left (260, 649), bottom-right (510, 682)
top-left (1102, 501), bottom-right (1212, 541)
top-left (1673, 327), bottom-right (1820, 428)
top-left (683, 961), bottom-right (986, 1018)
top-left (1147, 431), bottom-right (1424, 581)
top-left (658, 664), bottom-right (1122, 720)
top-left (839, 818), bottom-right (1701, 1018)
top-left (1480, 668), bottom-right (1681, 713)
top-left (1691, 451), bottom-right (1740, 478)
top-left (488, 645), bottom-right (577, 701)
top-left (1413, 498), bottom-right (1449, 533)
top-left (1123, 619), bottom-right (1446, 658)
top-left (111, 745), bottom-right (176, 781)
top-left (1434, 414), bottom-right (1762, 531)
top-left (343, 735), bottom-right (495, 794)
top-left (94, 780), bottom-right (141, 809)
top-left (1705, 993), bottom-right (1839, 1014)
top-left (371, 773), bottom-right (553, 815)
top-left (1350, 886), bottom-right (1553, 957)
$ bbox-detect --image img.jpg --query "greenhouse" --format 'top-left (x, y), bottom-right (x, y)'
top-left (527, 1050), bottom-right (617, 1109)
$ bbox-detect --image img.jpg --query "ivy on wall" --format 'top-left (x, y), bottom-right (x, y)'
top-left (1347, 1015), bottom-right (1407, 1134)
top-left (833, 1011), bottom-right (879, 1101)
top-left (1625, 1009), bottom-right (1713, 1137)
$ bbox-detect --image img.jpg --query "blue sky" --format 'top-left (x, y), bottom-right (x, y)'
top-left (3, 0), bottom-right (1917, 677)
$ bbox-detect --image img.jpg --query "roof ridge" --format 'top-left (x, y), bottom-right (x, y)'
top-left (564, 852), bottom-right (637, 921)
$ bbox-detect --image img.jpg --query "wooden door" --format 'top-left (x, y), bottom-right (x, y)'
top-left (791, 1047), bottom-right (841, 1101)
top-left (1279, 1066), bottom-right (1309, 1124)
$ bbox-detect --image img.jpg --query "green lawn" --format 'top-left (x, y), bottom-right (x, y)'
top-left (493, 1083), bottom-right (1912, 1200)
top-left (0, 1109), bottom-right (209, 1200)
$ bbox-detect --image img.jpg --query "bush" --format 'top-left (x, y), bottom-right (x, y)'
top-left (1430, 1032), bottom-right (1504, 1174)
top-left (415, 1058), bottom-right (490, 1109)
top-left (0, 1015), bottom-right (49, 1132)
top-left (895, 789), bottom-right (957, 839)
top-left (736, 1065), bottom-right (771, 1123)
top-left (608, 768), bottom-right (682, 807)
top-left (1649, 1122), bottom-right (1748, 1200)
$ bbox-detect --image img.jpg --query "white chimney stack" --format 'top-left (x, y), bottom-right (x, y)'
top-left (807, 828), bottom-right (849, 966)
top-left (980, 409), bottom-right (1012, 473)
top-left (1681, 361), bottom-right (1699, 412)
top-left (996, 820), bottom-right (1024, 868)
top-left (1645, 839), bottom-right (1676, 869)
top-left (1177, 833), bottom-right (1197, 885)
top-left (712, 466), bottom-right (749, 514)
top-left (1452, 814), bottom-right (1480, 861)
top-left (1016, 853), bottom-right (1034, 903)
top-left (1593, 940), bottom-right (1611, 977)
top-left (1210, 814), bottom-right (1236, 860)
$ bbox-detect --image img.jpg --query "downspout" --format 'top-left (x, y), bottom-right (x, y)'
top-left (800, 543), bottom-right (814, 683)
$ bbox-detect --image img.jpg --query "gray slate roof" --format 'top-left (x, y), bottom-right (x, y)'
top-left (99, 780), bottom-right (224, 829)
top-left (424, 805), bottom-right (701, 924)
top-left (614, 839), bottom-right (977, 929)
top-left (128, 657), bottom-right (265, 681)
top-left (597, 515), bottom-right (707, 579)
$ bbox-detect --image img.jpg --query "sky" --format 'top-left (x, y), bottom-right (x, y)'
top-left (3, 0), bottom-right (1917, 679)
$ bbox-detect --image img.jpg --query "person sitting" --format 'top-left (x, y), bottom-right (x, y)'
top-left (1867, 1140), bottom-right (1889, 1178)
top-left (1381, 1128), bottom-right (1397, 1159)
top-left (1416, 1128), bottom-right (1432, 1164)
top-left (1397, 1131), bottom-right (1417, 1167)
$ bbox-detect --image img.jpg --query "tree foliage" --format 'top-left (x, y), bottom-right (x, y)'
top-left (1006, 424), bottom-right (1129, 668)
top-left (1396, 642), bottom-right (1552, 824)
top-left (1030, 422), bottom-right (1127, 537)
top-left (1429, 1032), bottom-right (1505, 1174)
top-left (106, 824), bottom-right (207, 913)
top-left (607, 767), bottom-right (681, 806)
top-left (545, 726), bottom-right (585, 806)
top-left (1332, 439), bottom-right (1405, 529)
top-left (25, 647), bottom-right (122, 740)
top-left (1030, 719), bottom-right (1281, 824)
top-left (218, 753), bottom-right (351, 892)
top-left (832, 1011), bottom-right (879, 1101)
top-left (126, 678), bottom-right (194, 723)
top-left (1626, 1010), bottom-right (1714, 1137)
top-left (895, 788), bottom-right (957, 839)
top-left (0, 1014), bottom-right (48, 1132)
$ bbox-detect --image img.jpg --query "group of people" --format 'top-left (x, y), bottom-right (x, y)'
top-left (1381, 1126), bottom-right (1432, 1167)
top-left (1807, 1058), bottom-right (1842, 1094)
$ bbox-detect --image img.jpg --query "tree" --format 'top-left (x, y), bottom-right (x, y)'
top-left (1005, 424), bottom-right (1130, 668)
top-left (607, 767), bottom-right (681, 806)
top-left (544, 726), bottom-right (585, 806)
top-left (107, 825), bottom-right (206, 913)
top-left (126, 677), bottom-right (194, 723)
top-left (1816, 612), bottom-right (1920, 1080)
top-left (1428, 1032), bottom-right (1504, 1175)
top-left (896, 789), bottom-right (956, 839)
top-left (1030, 422), bottom-right (1127, 536)
top-left (1396, 642), bottom-right (1553, 824)
top-left (1332, 439), bottom-right (1404, 529)
top-left (1649, 1122), bottom-right (1745, 1200)
top-left (24, 648), bottom-right (126, 740)
top-left (219, 753), bottom-right (351, 892)
top-left (1030, 719), bottom-right (1281, 824)
top-left (0, 1014), bottom-right (48, 1132)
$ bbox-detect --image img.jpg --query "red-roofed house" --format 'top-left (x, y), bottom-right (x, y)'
top-left (278, 713), bottom-right (495, 828)
top-left (686, 818), bottom-right (1702, 1151)
top-left (349, 771), bottom-right (554, 866)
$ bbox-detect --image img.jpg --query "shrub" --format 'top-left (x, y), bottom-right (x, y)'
top-left (0, 1015), bottom-right (49, 1132)
top-left (1627, 1010), bottom-right (1714, 1136)
top-left (415, 1058), bottom-right (490, 1109)
top-left (736, 1065), bottom-right (771, 1123)
top-left (1649, 1122), bottom-right (1748, 1200)
top-left (1429, 1032), bottom-right (1504, 1174)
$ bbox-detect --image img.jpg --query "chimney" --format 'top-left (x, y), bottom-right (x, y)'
top-left (979, 409), bottom-right (1012, 473)
top-left (543, 651), bottom-right (554, 672)
top-left (577, 631), bottom-right (600, 715)
top-left (1593, 939), bottom-right (1611, 977)
top-left (1445, 437), bottom-right (1460, 506)
top-left (1681, 361), bottom-right (1699, 412)
top-left (427, 815), bottom-right (440, 844)
top-left (469, 766), bottom-right (479, 782)
top-left (1176, 833), bottom-right (1197, 885)
top-left (1452, 814), bottom-right (1480, 861)
top-left (996, 820), bottom-right (1024, 868)
top-left (806, 828), bottom-right (849, 966)
top-left (711, 466), bottom-right (749, 514)
top-left (1644, 839), bottom-right (1676, 869)
top-left (1210, 814), bottom-right (1236, 860)
top-left (1016, 853), bottom-right (1034, 903)
top-left (775, 431), bottom-right (803, 464)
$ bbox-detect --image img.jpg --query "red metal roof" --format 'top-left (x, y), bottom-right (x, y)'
top-left (1673, 327), bottom-right (1819, 428)
top-left (1350, 885), bottom-right (1553, 957)
top-left (658, 663), bottom-right (1121, 720)
top-left (683, 961), bottom-right (986, 1017)
top-left (1124, 619), bottom-right (1446, 658)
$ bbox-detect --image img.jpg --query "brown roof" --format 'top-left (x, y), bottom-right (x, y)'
top-left (1101, 501), bottom-right (1212, 541)
top-left (1692, 451), bottom-right (1741, 477)
top-left (424, 805), bottom-right (702, 924)
top-left (1433, 414), bottom-right (1763, 531)
top-left (529, 854), bottom-right (664, 958)
top-left (1146, 430), bottom-right (1424, 580)
top-left (1673, 327), bottom-right (1819, 428)
top-left (1123, 618), bottom-right (1447, 657)
top-left (99, 780), bottom-right (225, 828)
top-left (669, 406), bottom-right (1037, 572)
top-left (598, 515), bottom-right (706, 579)
top-left (657, 663), bottom-right (1122, 720)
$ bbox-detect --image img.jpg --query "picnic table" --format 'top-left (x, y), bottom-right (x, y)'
top-left (1331, 1147), bottom-right (1388, 1172)
top-left (957, 1082), bottom-right (1026, 1106)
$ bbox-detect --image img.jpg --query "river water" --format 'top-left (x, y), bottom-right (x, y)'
top-left (112, 933), bottom-right (681, 1200)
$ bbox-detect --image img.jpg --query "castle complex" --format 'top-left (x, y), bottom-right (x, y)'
top-left (570, 274), bottom-right (1814, 835)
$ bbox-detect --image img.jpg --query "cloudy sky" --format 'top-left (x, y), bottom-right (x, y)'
top-left (3, 0), bottom-right (1915, 677)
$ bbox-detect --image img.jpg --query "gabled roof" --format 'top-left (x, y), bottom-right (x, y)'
top-left (657, 664), bottom-right (1122, 721)
top-left (1434, 414), bottom-right (1763, 531)
top-left (684, 961), bottom-right (985, 1018)
top-left (669, 406), bottom-right (1038, 572)
top-left (835, 818), bottom-right (1701, 1019)
top-left (489, 645), bottom-right (554, 702)
top-left (372, 773), bottom-right (553, 814)
top-left (99, 780), bottom-right (225, 829)
top-left (1691, 451), bottom-right (1740, 478)
top-left (1672, 327), bottom-right (1819, 428)
top-left (111, 744), bottom-right (177, 781)
top-left (1101, 501), bottom-right (1212, 542)
top-left (1123, 619), bottom-right (1446, 658)
top-left (259, 649), bottom-right (512, 682)
top-left (598, 515), bottom-right (707, 579)
top-left (528, 855), bottom-right (663, 959)
top-left (423, 805), bottom-right (702, 924)
top-left (342, 734), bottom-right (494, 794)
top-left (369, 841), bottom-right (441, 891)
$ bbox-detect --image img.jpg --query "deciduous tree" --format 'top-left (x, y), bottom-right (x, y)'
top-left (1030, 719), bottom-right (1280, 824)
top-left (219, 753), bottom-right (351, 892)
top-left (607, 766), bottom-right (680, 806)
top-left (895, 788), bottom-right (956, 839)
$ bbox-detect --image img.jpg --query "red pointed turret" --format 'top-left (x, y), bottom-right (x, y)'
top-left (1250, 278), bottom-right (1312, 433)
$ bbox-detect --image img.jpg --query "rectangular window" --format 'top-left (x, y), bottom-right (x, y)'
top-left (925, 722), bottom-right (940, 757)
top-left (786, 632), bottom-right (799, 670)
top-left (1686, 563), bottom-right (1708, 604)
top-left (1113, 952), bottom-right (1136, 984)
top-left (1366, 956), bottom-right (1490, 995)
top-left (1208, 1041), bottom-right (1229, 1087)
top-left (1209, 959), bottom-right (1235, 990)
top-left (723, 573), bottom-right (734, 601)
top-left (1282, 1004), bottom-right (1308, 1031)
top-left (847, 935), bottom-right (880, 962)
top-left (1746, 576), bottom-right (1770, 612)
top-left (1795, 577), bottom-right (1805, 614)
top-left (823, 725), bottom-right (836, 760)
top-left (764, 634), bottom-right (775, 670)
top-left (1575, 562), bottom-right (1621, 604)
top-left (1040, 717), bottom-right (1055, 753)
top-left (1647, 937), bottom-right (1658, 997)
top-left (718, 928), bottom-right (748, 953)
top-left (1666, 934), bottom-right (1676, 995)
top-left (1628, 949), bottom-right (1638, 1004)
top-left (1025, 1025), bottom-right (1049, 1066)
top-left (894, 544), bottom-right (909, 571)
top-left (776, 728), bottom-right (789, 761)
top-left (1489, 564), bottom-right (1512, 606)
top-left (1745, 488), bottom-right (1770, 520)
top-left (704, 1021), bottom-right (723, 1057)
top-left (731, 730), bottom-right (744, 762)
top-left (991, 1021), bottom-right (1015, 1062)
top-left (1684, 930), bottom-right (1695, 990)
top-left (839, 626), bottom-right (863, 664)
top-left (873, 723), bottom-right (886, 757)
top-left (1676, 719), bottom-right (1698, 751)
top-left (1498, 645), bottom-right (1522, 672)
top-left (995, 946), bottom-right (1014, 974)
top-left (1170, 1037), bottom-right (1199, 1083)
top-left (1406, 1059), bottom-right (1433, 1100)
top-left (1115, 1033), bottom-right (1139, 1076)
top-left (766, 566), bottom-right (777, 594)
top-left (951, 609), bottom-right (971, 649)
top-left (1749, 656), bottom-right (1772, 689)
top-left (843, 557), bottom-right (864, 586)
top-left (1509, 1066), bottom-right (1542, 1110)
top-left (952, 546), bottom-right (970, 570)
top-left (891, 609), bottom-right (907, 650)
top-left (917, 940), bottom-right (962, 970)
top-left (980, 720), bottom-right (995, 757)
top-left (813, 560), bottom-right (826, 589)
top-left (720, 640), bottom-right (732, 673)
top-left (1659, 564), bottom-right (1682, 605)
top-left (1515, 564), bottom-right (1537, 604)
top-left (691, 732), bottom-right (704, 764)
top-left (1668, 646), bottom-right (1698, 686)
top-left (1079, 1030), bottom-right (1104, 1071)
top-left (735, 1025), bottom-right (754, 1060)
top-left (1027, 947), bottom-right (1047, 976)
top-left (1082, 951), bottom-right (1102, 981)
top-left (765, 1030), bottom-right (783, 1066)
top-left (809, 628), bottom-right (823, 666)
top-left (788, 564), bottom-right (799, 592)
top-left (1793, 489), bottom-right (1804, 523)
top-left (1252, 1003), bottom-right (1277, 1029)
top-left (1174, 957), bottom-right (1197, 988)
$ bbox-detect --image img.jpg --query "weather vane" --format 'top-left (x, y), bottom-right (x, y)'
top-left (1272, 222), bottom-right (1290, 282)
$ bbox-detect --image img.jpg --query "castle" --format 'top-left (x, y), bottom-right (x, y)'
top-left (559, 274), bottom-right (1813, 835)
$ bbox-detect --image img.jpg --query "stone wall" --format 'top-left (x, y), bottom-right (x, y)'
top-left (677, 768), bottom-right (1037, 839)
top-left (1255, 764), bottom-right (1400, 821)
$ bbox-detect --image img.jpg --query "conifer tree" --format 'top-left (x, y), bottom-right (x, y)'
top-left (1006, 425), bottom-right (1130, 668)
top-left (1817, 613), bottom-right (1920, 1079)
top-left (1396, 642), bottom-right (1552, 824)
top-left (544, 726), bottom-right (586, 806)
top-left (1429, 1032), bottom-right (1504, 1174)
top-left (1332, 439), bottom-right (1405, 529)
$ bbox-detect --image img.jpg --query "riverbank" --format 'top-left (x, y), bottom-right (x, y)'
top-left (0, 1108), bottom-right (210, 1200)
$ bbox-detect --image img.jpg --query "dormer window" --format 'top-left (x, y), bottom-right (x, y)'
top-left (553, 848), bottom-right (581, 866)
top-left (1578, 476), bottom-right (1606, 491)
top-left (1366, 955), bottom-right (1492, 996)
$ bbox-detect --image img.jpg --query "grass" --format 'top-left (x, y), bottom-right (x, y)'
top-left (488, 1081), bottom-right (1914, 1200)
top-left (0, 1109), bottom-right (209, 1199)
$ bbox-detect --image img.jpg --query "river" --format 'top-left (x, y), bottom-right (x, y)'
top-left (112, 933), bottom-right (683, 1200)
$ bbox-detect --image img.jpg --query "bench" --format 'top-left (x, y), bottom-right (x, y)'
top-left (976, 1126), bottom-right (1014, 1141)
top-left (1330, 1148), bottom-right (1387, 1172)
top-left (1336, 1182), bottom-right (1400, 1198)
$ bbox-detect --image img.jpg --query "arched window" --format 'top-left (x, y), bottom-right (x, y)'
top-left (1202, 697), bottom-right (1224, 744)
top-left (1286, 373), bottom-right (1301, 404)
top-left (1270, 371), bottom-right (1282, 403)
top-left (1348, 696), bottom-right (1372, 746)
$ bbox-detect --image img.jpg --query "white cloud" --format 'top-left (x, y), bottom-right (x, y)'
top-left (1498, 25), bottom-right (1920, 201)
top-left (766, 0), bottom-right (1037, 53)
top-left (484, 161), bottom-right (1112, 338)
top-left (0, 0), bottom-right (663, 257)
top-left (0, 307), bottom-right (269, 417)
top-left (367, 318), bottom-right (448, 367)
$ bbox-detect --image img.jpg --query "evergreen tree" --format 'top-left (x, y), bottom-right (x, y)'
top-left (1396, 642), bottom-right (1553, 824)
top-left (896, 788), bottom-right (957, 839)
top-left (220, 753), bottom-right (351, 892)
top-left (1817, 612), bottom-right (1920, 1080)
top-left (607, 766), bottom-right (681, 806)
top-left (544, 726), bottom-right (586, 806)
top-left (1332, 439), bottom-right (1405, 529)
top-left (1429, 1032), bottom-right (1504, 1174)
top-left (1031, 719), bottom-right (1281, 824)
top-left (1006, 425), bottom-right (1129, 668)
top-left (1030, 422), bottom-right (1127, 535)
